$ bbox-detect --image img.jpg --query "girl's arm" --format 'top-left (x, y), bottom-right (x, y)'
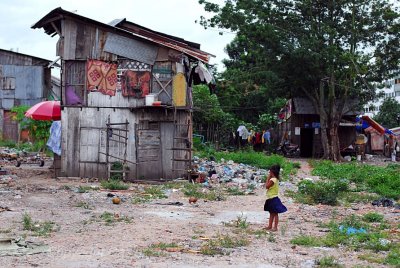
top-left (266, 179), bottom-right (274, 189)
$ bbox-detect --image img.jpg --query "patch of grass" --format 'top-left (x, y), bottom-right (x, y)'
top-left (316, 256), bottom-right (343, 267)
top-left (200, 234), bottom-right (250, 256)
top-left (23, 212), bottom-right (33, 230)
top-left (60, 185), bottom-right (72, 190)
top-left (267, 233), bottom-right (276, 243)
top-left (181, 182), bottom-right (225, 201)
top-left (99, 212), bottom-right (131, 225)
top-left (338, 191), bottom-right (378, 205)
top-left (77, 185), bottom-right (100, 193)
top-left (285, 190), bottom-right (315, 205)
top-left (226, 187), bottom-right (246, 196)
top-left (22, 213), bottom-right (55, 237)
top-left (75, 201), bottom-right (94, 210)
top-left (142, 248), bottom-right (164, 257)
top-left (223, 214), bottom-right (249, 229)
top-left (385, 247), bottom-right (400, 266)
top-left (132, 186), bottom-right (168, 204)
top-left (101, 179), bottom-right (129, 190)
top-left (290, 234), bottom-right (322, 247)
top-left (142, 242), bottom-right (180, 257)
top-left (362, 212), bottom-right (384, 223)
top-left (150, 242), bottom-right (179, 250)
top-left (358, 253), bottom-right (384, 264)
top-left (311, 160), bottom-right (400, 199)
top-left (249, 229), bottom-right (269, 239)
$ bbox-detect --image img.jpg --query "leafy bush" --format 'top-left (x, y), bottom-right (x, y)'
top-left (11, 105), bottom-right (52, 150)
top-left (298, 178), bottom-right (349, 205)
top-left (363, 212), bottom-right (384, 223)
top-left (100, 179), bottom-right (129, 190)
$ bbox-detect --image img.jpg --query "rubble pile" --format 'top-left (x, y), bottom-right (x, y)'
top-left (191, 156), bottom-right (268, 191)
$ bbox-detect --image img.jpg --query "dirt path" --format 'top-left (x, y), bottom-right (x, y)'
top-left (0, 161), bottom-right (397, 268)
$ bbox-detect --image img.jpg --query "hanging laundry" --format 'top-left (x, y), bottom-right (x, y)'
top-left (87, 59), bottom-right (118, 96)
top-left (189, 61), bottom-right (216, 94)
top-left (172, 72), bottom-right (187, 106)
top-left (65, 85), bottom-right (82, 105)
top-left (46, 121), bottom-right (61, 156)
top-left (121, 70), bottom-right (151, 97)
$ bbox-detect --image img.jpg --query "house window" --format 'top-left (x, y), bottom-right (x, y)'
top-left (395, 78), bottom-right (400, 84)
top-left (396, 91), bottom-right (400, 97)
top-left (1, 77), bottom-right (16, 90)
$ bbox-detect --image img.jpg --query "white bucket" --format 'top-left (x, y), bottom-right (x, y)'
top-left (145, 94), bottom-right (155, 106)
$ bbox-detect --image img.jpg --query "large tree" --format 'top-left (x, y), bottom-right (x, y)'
top-left (199, 0), bottom-right (400, 160)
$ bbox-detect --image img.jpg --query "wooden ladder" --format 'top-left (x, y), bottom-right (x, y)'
top-left (171, 107), bottom-right (192, 177)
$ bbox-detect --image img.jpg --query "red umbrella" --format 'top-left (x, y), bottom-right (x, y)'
top-left (25, 101), bottom-right (61, 121)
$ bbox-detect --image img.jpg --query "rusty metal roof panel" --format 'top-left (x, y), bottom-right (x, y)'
top-left (104, 33), bottom-right (158, 65)
top-left (32, 7), bottom-right (214, 63)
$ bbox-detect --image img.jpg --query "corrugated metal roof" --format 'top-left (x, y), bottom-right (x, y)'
top-left (32, 7), bottom-right (214, 63)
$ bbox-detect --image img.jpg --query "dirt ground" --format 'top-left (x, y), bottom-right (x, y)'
top-left (0, 160), bottom-right (398, 268)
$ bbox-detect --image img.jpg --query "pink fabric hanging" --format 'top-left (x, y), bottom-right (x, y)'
top-left (87, 60), bottom-right (118, 96)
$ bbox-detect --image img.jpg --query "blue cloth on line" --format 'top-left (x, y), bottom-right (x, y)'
top-left (46, 121), bottom-right (61, 156)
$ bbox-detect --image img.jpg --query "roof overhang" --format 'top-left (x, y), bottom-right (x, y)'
top-left (32, 7), bottom-right (214, 63)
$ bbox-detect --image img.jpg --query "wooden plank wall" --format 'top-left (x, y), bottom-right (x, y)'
top-left (61, 107), bottom-right (188, 180)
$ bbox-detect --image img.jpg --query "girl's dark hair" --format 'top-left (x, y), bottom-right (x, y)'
top-left (269, 164), bottom-right (281, 179)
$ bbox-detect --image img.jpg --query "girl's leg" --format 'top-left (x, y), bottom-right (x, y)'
top-left (272, 214), bottom-right (279, 231)
top-left (266, 212), bottom-right (274, 229)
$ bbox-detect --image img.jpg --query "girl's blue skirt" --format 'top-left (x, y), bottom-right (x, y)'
top-left (264, 197), bottom-right (287, 213)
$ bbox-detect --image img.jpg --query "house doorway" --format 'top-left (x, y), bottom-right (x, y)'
top-left (300, 128), bottom-right (313, 157)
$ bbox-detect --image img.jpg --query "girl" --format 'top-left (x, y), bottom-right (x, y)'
top-left (264, 164), bottom-right (287, 231)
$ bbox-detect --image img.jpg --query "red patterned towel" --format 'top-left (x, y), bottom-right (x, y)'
top-left (87, 60), bottom-right (118, 96)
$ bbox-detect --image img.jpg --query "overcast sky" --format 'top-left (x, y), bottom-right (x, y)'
top-left (0, 0), bottom-right (234, 72)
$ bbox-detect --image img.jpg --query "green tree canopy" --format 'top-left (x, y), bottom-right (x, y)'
top-left (199, 0), bottom-right (400, 160)
top-left (374, 98), bottom-right (400, 129)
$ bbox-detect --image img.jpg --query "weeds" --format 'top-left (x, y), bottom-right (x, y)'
top-left (77, 185), bottom-right (99, 193)
top-left (132, 186), bottom-right (168, 203)
top-left (297, 178), bottom-right (349, 205)
top-left (142, 242), bottom-right (180, 257)
top-left (142, 248), bottom-right (164, 257)
top-left (223, 214), bottom-right (249, 229)
top-left (22, 212), bottom-right (55, 237)
top-left (75, 201), bottom-right (94, 210)
top-left (101, 179), bottom-right (129, 190)
top-left (316, 256), bottom-right (343, 267)
top-left (362, 212), bottom-right (384, 223)
top-left (290, 235), bottom-right (322, 247)
top-left (99, 212), bottom-right (131, 225)
top-left (181, 182), bottom-right (225, 201)
top-left (226, 187), bottom-right (246, 196)
top-left (200, 234), bottom-right (250, 255)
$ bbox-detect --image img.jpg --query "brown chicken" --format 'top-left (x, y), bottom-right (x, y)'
top-left (188, 197), bottom-right (198, 204)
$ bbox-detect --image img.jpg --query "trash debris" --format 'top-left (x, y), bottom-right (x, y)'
top-left (0, 206), bottom-right (11, 212)
top-left (154, 201), bottom-right (184, 206)
top-left (372, 198), bottom-right (400, 208)
top-left (339, 225), bottom-right (367, 235)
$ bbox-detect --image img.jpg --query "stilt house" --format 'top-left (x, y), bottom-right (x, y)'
top-left (32, 8), bottom-right (213, 181)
